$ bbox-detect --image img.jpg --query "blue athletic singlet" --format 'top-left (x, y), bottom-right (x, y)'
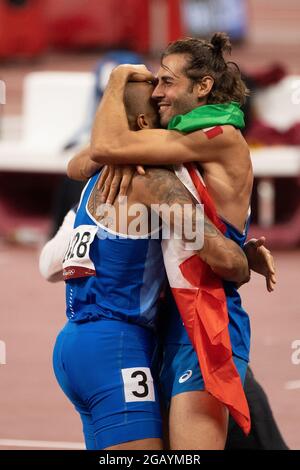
top-left (63, 172), bottom-right (166, 329)
top-left (53, 171), bottom-right (166, 449)
top-left (162, 216), bottom-right (251, 361)
top-left (159, 215), bottom-right (251, 403)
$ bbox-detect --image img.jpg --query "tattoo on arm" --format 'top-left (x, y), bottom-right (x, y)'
top-left (203, 218), bottom-right (219, 238)
top-left (87, 176), bottom-right (105, 222)
top-left (142, 168), bottom-right (193, 206)
top-left (141, 168), bottom-right (249, 282)
top-left (142, 168), bottom-right (203, 241)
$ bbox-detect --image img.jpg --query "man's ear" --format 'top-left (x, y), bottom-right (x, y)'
top-left (196, 76), bottom-right (214, 99)
top-left (137, 114), bottom-right (149, 130)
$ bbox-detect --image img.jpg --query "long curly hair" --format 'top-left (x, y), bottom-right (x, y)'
top-left (161, 33), bottom-right (249, 106)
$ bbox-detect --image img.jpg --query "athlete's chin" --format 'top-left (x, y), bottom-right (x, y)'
top-left (159, 110), bottom-right (175, 128)
top-left (159, 116), bottom-right (169, 128)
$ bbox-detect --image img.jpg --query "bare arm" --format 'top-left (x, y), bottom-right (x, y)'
top-left (90, 65), bottom-right (237, 166)
top-left (67, 145), bottom-right (102, 181)
top-left (132, 168), bottom-right (250, 284)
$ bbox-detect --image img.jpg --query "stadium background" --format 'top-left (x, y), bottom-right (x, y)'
top-left (0, 0), bottom-right (299, 450)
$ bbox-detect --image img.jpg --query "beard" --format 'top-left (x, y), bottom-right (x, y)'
top-left (159, 96), bottom-right (198, 128)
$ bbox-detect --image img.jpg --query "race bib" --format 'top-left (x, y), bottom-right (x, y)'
top-left (121, 367), bottom-right (155, 403)
top-left (63, 225), bottom-right (98, 280)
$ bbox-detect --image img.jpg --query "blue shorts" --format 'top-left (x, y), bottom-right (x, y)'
top-left (160, 342), bottom-right (248, 407)
top-left (53, 319), bottom-right (162, 449)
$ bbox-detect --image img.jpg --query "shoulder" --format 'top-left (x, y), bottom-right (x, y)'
top-left (189, 124), bottom-right (241, 144)
top-left (132, 167), bottom-right (177, 192)
top-left (131, 167), bottom-right (190, 205)
top-left (178, 125), bottom-right (246, 159)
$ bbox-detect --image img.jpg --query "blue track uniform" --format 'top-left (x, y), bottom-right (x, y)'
top-left (53, 172), bottom-right (165, 449)
top-left (160, 217), bottom-right (250, 403)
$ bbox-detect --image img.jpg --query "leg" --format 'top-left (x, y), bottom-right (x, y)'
top-left (160, 342), bottom-right (234, 450)
top-left (169, 390), bottom-right (228, 450)
top-left (160, 332), bottom-right (250, 451)
top-left (54, 321), bottom-right (164, 450)
top-left (105, 438), bottom-right (163, 450)
top-left (78, 410), bottom-right (97, 450)
top-left (53, 329), bottom-right (97, 450)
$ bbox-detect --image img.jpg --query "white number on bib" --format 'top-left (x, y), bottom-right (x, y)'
top-left (121, 367), bottom-right (155, 403)
top-left (63, 225), bottom-right (98, 280)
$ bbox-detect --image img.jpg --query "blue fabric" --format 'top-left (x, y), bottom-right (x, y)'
top-left (160, 342), bottom-right (248, 404)
top-left (223, 217), bottom-right (251, 362)
top-left (159, 215), bottom-right (251, 401)
top-left (53, 319), bottom-right (162, 449)
top-left (162, 217), bottom-right (251, 362)
top-left (65, 172), bottom-right (165, 329)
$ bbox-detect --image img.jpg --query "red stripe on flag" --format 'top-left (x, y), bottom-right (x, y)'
top-left (203, 126), bottom-right (223, 139)
top-left (175, 162), bottom-right (251, 434)
top-left (184, 162), bottom-right (226, 233)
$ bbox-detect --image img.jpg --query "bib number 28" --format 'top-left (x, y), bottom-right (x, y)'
top-left (63, 230), bottom-right (92, 262)
top-left (62, 225), bottom-right (98, 280)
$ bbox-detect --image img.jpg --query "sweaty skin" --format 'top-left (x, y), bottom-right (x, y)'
top-left (87, 59), bottom-right (254, 449)
top-left (64, 73), bottom-right (275, 449)
top-left (88, 166), bottom-right (249, 284)
top-left (90, 60), bottom-right (253, 232)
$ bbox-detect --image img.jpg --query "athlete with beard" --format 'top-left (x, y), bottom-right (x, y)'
top-left (82, 33), bottom-right (258, 449)
top-left (51, 80), bottom-right (250, 450)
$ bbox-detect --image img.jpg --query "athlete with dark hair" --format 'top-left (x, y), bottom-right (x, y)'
top-left (80, 33), bottom-right (260, 449)
top-left (51, 80), bottom-right (250, 450)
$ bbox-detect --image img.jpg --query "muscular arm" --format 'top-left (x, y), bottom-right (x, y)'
top-left (90, 68), bottom-right (237, 166)
top-left (67, 145), bottom-right (102, 181)
top-left (132, 168), bottom-right (250, 284)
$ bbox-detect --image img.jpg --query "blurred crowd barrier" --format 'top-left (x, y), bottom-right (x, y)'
top-left (0, 65), bottom-right (299, 248)
top-left (0, 0), bottom-right (47, 58)
top-left (242, 67), bottom-right (300, 247)
top-left (0, 1), bottom-right (299, 248)
top-left (0, 0), bottom-right (182, 57)
top-left (0, 0), bottom-right (248, 58)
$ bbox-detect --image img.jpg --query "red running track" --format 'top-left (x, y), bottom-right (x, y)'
top-left (0, 245), bottom-right (299, 449)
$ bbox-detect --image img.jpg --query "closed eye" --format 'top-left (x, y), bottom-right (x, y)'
top-left (161, 76), bottom-right (174, 85)
top-left (162, 78), bottom-right (173, 86)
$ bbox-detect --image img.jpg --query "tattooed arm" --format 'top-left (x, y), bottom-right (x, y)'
top-left (132, 168), bottom-right (250, 284)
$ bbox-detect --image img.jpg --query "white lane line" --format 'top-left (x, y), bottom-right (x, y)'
top-left (285, 380), bottom-right (300, 390)
top-left (0, 439), bottom-right (85, 449)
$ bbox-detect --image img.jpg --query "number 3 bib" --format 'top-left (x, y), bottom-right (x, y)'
top-left (63, 225), bottom-right (98, 280)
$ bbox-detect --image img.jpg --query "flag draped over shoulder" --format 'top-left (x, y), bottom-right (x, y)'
top-left (168, 101), bottom-right (245, 132)
top-left (163, 103), bottom-right (250, 434)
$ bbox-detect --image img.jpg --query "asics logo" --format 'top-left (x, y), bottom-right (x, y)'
top-left (179, 369), bottom-right (193, 383)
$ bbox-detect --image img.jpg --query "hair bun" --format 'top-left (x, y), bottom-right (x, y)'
top-left (210, 32), bottom-right (231, 56)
